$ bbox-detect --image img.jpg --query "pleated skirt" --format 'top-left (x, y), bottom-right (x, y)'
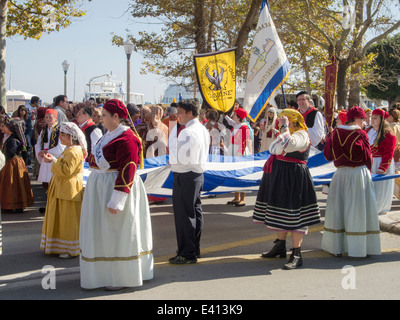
top-left (372, 157), bottom-right (395, 214)
top-left (321, 166), bottom-right (381, 257)
top-left (253, 159), bottom-right (321, 234)
top-left (40, 180), bottom-right (82, 256)
top-left (79, 170), bottom-right (154, 289)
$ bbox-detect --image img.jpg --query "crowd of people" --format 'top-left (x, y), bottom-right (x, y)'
top-left (0, 91), bottom-right (399, 289)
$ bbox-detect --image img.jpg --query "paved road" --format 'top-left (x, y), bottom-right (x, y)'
top-left (1, 180), bottom-right (400, 302)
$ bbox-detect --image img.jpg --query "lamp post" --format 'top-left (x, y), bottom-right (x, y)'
top-left (62, 60), bottom-right (70, 96)
top-left (124, 39), bottom-right (134, 104)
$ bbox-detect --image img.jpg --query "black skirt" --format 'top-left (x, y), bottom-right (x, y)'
top-left (253, 159), bottom-right (321, 231)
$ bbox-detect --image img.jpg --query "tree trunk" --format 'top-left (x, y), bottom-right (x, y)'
top-left (206, 0), bottom-right (216, 52)
top-left (348, 62), bottom-right (361, 107)
top-left (234, 0), bottom-right (262, 65)
top-left (194, 0), bottom-right (207, 54)
top-left (336, 59), bottom-right (349, 109)
top-left (0, 0), bottom-right (7, 109)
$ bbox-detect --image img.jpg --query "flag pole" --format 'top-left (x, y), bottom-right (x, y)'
top-left (281, 84), bottom-right (288, 108)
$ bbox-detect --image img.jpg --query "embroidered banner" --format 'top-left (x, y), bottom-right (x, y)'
top-left (325, 59), bottom-right (338, 129)
top-left (194, 48), bottom-right (236, 113)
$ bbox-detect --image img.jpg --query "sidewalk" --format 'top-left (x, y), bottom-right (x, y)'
top-left (379, 211), bottom-right (400, 235)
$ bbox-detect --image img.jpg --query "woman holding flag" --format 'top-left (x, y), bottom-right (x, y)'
top-left (253, 109), bottom-right (320, 270)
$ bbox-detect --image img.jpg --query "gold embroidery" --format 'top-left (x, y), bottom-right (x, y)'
top-left (332, 130), bottom-right (362, 162)
top-left (80, 250), bottom-right (153, 262)
top-left (324, 227), bottom-right (380, 235)
top-left (114, 161), bottom-right (138, 190)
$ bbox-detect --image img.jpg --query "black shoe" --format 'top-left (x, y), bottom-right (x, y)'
top-left (261, 239), bottom-right (287, 258)
top-left (283, 247), bottom-right (303, 270)
top-left (39, 207), bottom-right (46, 214)
top-left (168, 255), bottom-right (197, 264)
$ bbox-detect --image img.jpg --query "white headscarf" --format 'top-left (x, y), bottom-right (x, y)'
top-left (60, 122), bottom-right (88, 158)
top-left (260, 107), bottom-right (278, 152)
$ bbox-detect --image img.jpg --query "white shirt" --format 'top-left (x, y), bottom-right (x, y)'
top-left (299, 109), bottom-right (325, 147)
top-left (169, 118), bottom-right (210, 173)
top-left (269, 130), bottom-right (310, 155)
top-left (79, 120), bottom-right (103, 155)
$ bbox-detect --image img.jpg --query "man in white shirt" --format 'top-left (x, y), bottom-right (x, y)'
top-left (168, 99), bottom-right (210, 264)
top-left (296, 91), bottom-right (325, 148)
top-left (76, 106), bottom-right (103, 159)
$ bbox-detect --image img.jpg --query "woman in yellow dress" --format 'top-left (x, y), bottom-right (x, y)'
top-left (40, 122), bottom-right (87, 258)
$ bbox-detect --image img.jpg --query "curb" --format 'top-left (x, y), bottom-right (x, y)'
top-left (379, 214), bottom-right (400, 235)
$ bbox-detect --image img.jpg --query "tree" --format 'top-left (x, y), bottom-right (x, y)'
top-left (364, 33), bottom-right (400, 105)
top-left (0, 0), bottom-right (88, 107)
top-left (271, 0), bottom-right (400, 108)
top-left (112, 0), bottom-right (263, 84)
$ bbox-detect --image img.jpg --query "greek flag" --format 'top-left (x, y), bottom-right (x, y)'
top-left (83, 149), bottom-right (400, 197)
top-left (243, 0), bottom-right (290, 121)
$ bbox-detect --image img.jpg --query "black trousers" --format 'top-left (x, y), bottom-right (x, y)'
top-left (172, 171), bottom-right (204, 260)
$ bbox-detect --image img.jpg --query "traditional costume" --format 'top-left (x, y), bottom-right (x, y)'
top-left (366, 108), bottom-right (396, 214)
top-left (259, 107), bottom-right (279, 152)
top-left (0, 118), bottom-right (34, 212)
top-left (78, 113), bottom-right (103, 160)
top-left (40, 122), bottom-right (86, 257)
top-left (79, 99), bottom-right (153, 289)
top-left (32, 107), bottom-right (47, 179)
top-left (299, 104), bottom-right (325, 147)
top-left (34, 109), bottom-right (65, 184)
top-left (253, 109), bottom-right (320, 232)
top-left (321, 106), bottom-right (381, 257)
top-left (226, 108), bottom-right (251, 156)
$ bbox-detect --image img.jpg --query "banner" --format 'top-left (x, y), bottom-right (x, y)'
top-left (243, 0), bottom-right (290, 122)
top-left (194, 48), bottom-right (236, 113)
top-left (325, 58), bottom-right (337, 129)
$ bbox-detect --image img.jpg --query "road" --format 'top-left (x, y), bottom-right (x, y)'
top-left (1, 179), bottom-right (400, 303)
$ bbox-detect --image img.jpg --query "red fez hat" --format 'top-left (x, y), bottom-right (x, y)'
top-left (338, 110), bottom-right (347, 124)
top-left (45, 108), bottom-right (58, 118)
top-left (103, 99), bottom-right (128, 119)
top-left (346, 106), bottom-right (366, 122)
top-left (372, 108), bottom-right (389, 119)
top-left (234, 107), bottom-right (247, 120)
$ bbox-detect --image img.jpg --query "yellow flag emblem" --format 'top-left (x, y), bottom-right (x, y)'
top-left (194, 48), bottom-right (236, 113)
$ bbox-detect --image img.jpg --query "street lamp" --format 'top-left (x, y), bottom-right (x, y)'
top-left (124, 39), bottom-right (134, 104)
top-left (62, 60), bottom-right (70, 96)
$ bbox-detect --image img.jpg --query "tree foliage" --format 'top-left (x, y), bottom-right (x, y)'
top-left (271, 0), bottom-right (400, 107)
top-left (112, 0), bottom-right (261, 82)
top-left (6, 0), bottom-right (86, 39)
top-left (364, 33), bottom-right (400, 104)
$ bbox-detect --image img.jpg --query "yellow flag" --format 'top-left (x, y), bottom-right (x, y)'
top-left (194, 48), bottom-right (236, 113)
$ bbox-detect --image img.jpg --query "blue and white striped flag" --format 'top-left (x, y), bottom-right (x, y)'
top-left (83, 149), bottom-right (400, 197)
top-left (244, 0), bottom-right (290, 121)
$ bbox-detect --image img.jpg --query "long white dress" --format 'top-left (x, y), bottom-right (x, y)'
top-left (79, 126), bottom-right (153, 289)
top-left (368, 128), bottom-right (395, 214)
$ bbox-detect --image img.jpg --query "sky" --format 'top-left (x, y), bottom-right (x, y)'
top-left (5, 0), bottom-right (168, 105)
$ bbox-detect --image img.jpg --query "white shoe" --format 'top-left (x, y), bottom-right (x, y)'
top-left (59, 253), bottom-right (73, 259)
